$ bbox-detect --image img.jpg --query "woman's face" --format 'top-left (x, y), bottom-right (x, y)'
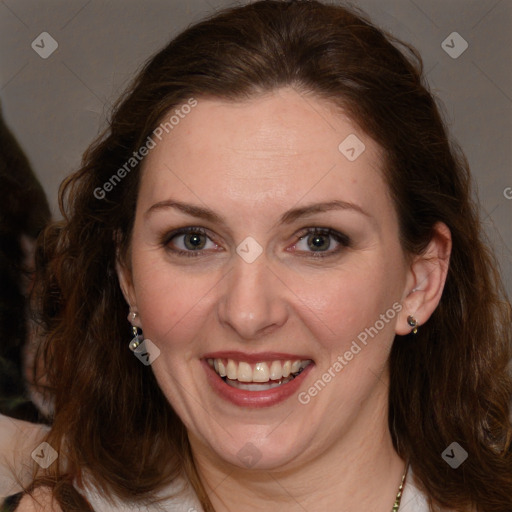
top-left (120, 88), bottom-right (412, 471)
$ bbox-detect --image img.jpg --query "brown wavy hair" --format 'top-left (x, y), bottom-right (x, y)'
top-left (28, 1), bottom-right (512, 510)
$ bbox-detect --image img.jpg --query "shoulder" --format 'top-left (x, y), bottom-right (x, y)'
top-left (401, 467), bottom-right (459, 512)
top-left (400, 466), bottom-right (432, 512)
top-left (0, 415), bottom-right (51, 497)
top-left (0, 414), bottom-right (49, 449)
top-left (76, 470), bottom-right (204, 511)
top-left (15, 488), bottom-right (63, 512)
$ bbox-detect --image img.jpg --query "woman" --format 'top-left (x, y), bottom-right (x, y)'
top-left (11, 1), bottom-right (512, 510)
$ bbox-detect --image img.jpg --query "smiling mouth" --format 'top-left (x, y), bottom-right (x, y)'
top-left (207, 358), bottom-right (312, 391)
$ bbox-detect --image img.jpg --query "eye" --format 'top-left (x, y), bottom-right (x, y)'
top-left (163, 227), bottom-right (219, 257)
top-left (162, 226), bottom-right (350, 259)
top-left (291, 227), bottom-right (350, 257)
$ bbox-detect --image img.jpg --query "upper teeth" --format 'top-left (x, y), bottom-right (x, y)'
top-left (207, 358), bottom-right (311, 382)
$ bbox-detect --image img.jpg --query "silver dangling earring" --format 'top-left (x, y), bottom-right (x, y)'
top-left (128, 310), bottom-right (143, 350)
top-left (129, 325), bottom-right (144, 351)
top-left (407, 315), bottom-right (419, 334)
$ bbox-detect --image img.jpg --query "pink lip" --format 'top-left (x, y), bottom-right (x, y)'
top-left (202, 351), bottom-right (313, 363)
top-left (201, 358), bottom-right (314, 408)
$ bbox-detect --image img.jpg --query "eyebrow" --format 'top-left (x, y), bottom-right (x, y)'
top-left (145, 199), bottom-right (371, 226)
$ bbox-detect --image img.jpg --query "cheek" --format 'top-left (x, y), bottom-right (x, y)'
top-left (299, 271), bottom-right (402, 412)
top-left (297, 263), bottom-right (400, 351)
top-left (131, 256), bottom-right (219, 351)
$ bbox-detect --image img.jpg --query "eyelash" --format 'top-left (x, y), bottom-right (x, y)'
top-left (161, 226), bottom-right (351, 259)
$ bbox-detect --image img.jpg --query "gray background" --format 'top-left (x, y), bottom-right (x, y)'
top-left (1, 0), bottom-right (511, 294)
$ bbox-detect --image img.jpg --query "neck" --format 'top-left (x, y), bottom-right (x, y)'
top-left (190, 384), bottom-right (406, 511)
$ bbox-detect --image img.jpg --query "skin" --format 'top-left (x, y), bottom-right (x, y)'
top-left (17, 87), bottom-right (451, 511)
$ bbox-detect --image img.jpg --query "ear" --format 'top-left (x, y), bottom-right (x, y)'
top-left (396, 222), bottom-right (452, 335)
top-left (115, 245), bottom-right (142, 329)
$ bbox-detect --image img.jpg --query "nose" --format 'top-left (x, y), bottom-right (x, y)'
top-left (217, 253), bottom-right (289, 340)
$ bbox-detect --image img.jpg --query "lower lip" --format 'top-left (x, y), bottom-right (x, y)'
top-left (202, 360), bottom-right (314, 408)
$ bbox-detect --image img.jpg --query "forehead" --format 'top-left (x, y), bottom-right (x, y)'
top-left (138, 88), bottom-right (390, 220)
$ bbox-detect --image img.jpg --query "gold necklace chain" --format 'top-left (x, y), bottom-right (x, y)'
top-left (391, 464), bottom-right (408, 512)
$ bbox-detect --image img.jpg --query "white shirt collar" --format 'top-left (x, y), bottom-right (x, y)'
top-left (399, 466), bottom-right (431, 512)
top-left (78, 466), bottom-right (437, 512)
